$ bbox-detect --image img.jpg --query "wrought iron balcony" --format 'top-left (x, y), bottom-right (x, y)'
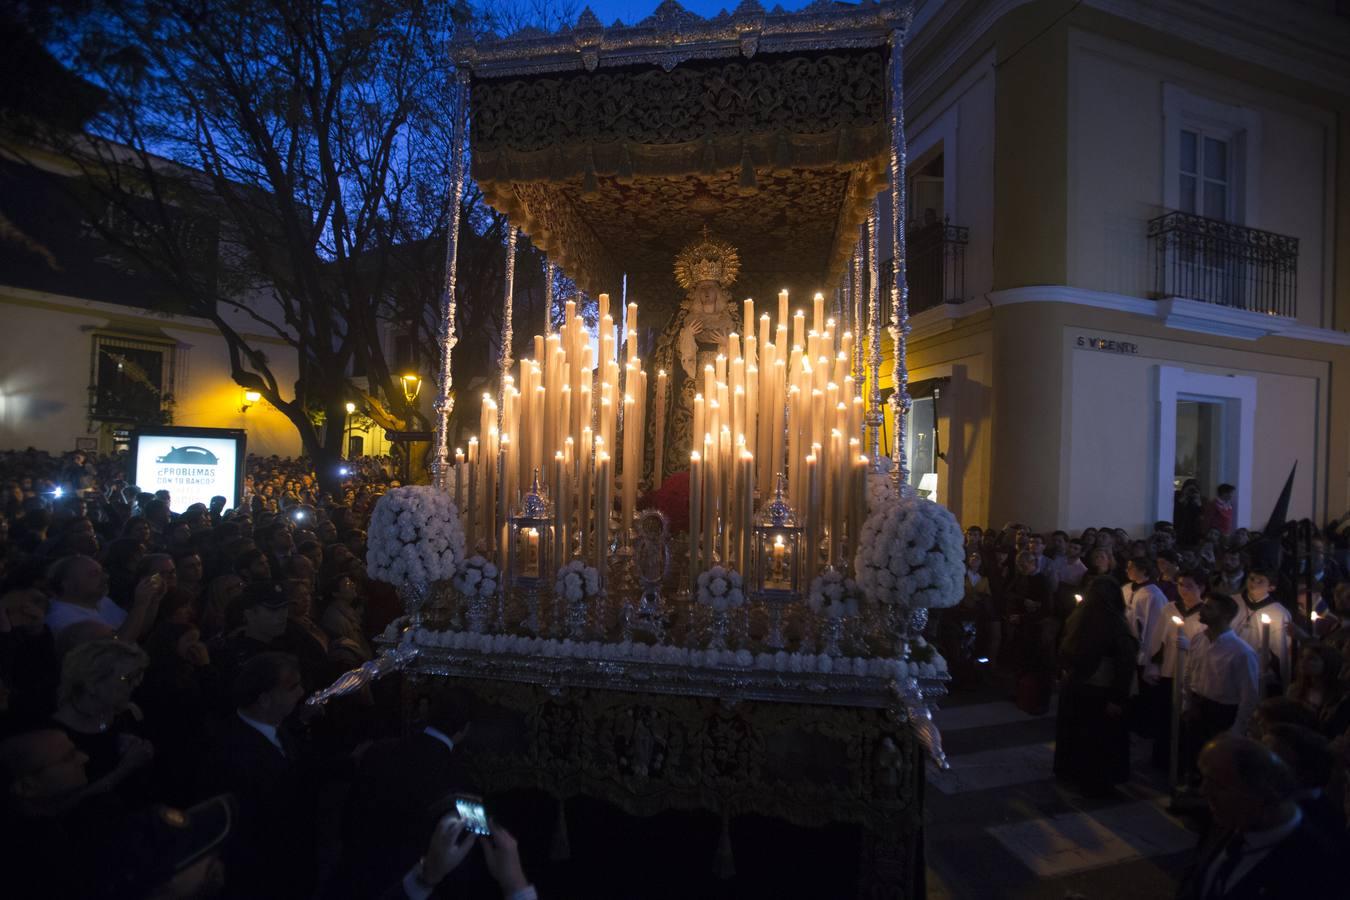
top-left (905, 218), bottom-right (968, 315)
top-left (1147, 212), bottom-right (1298, 318)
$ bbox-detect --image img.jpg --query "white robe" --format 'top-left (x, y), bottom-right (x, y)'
top-left (1159, 601), bottom-right (1207, 680)
top-left (1123, 581), bottom-right (1168, 674)
top-left (1231, 594), bottom-right (1293, 688)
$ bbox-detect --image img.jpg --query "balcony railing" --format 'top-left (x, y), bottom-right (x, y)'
top-left (1147, 211), bottom-right (1298, 318)
top-left (905, 219), bottom-right (968, 314)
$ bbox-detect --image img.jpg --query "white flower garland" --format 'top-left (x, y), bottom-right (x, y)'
top-left (807, 569), bottom-right (864, 619)
top-left (402, 625), bottom-right (949, 679)
top-left (854, 494), bottom-right (965, 610)
top-left (366, 486), bottom-right (466, 586)
top-left (695, 565), bottom-right (745, 611)
top-left (453, 555), bottom-right (500, 600)
top-left (554, 559), bottom-right (601, 602)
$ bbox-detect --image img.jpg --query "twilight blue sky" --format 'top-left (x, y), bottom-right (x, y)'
top-left (580, 0), bottom-right (817, 27)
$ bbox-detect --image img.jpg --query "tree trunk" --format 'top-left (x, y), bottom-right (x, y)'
top-left (310, 406), bottom-right (350, 500)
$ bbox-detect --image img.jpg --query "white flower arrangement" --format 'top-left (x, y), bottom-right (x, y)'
top-left (366, 486), bottom-right (466, 586)
top-left (695, 565), bottom-right (746, 611)
top-left (452, 555), bottom-right (499, 600)
top-left (407, 626), bottom-right (949, 678)
top-left (554, 559), bottom-right (601, 602)
top-left (853, 494), bottom-right (965, 610)
top-left (807, 569), bottom-right (864, 619)
top-left (866, 468), bottom-right (898, 511)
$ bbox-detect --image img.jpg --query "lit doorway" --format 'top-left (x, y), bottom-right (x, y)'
top-left (1155, 366), bottom-right (1255, 529)
top-left (1174, 398), bottom-right (1225, 497)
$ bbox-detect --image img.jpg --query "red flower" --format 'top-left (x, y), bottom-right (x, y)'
top-left (639, 470), bottom-right (690, 534)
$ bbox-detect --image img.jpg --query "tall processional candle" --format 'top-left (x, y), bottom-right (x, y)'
top-left (579, 427), bottom-right (593, 558)
top-left (849, 447), bottom-right (866, 559)
top-left (813, 292), bottom-right (825, 335)
top-left (778, 289), bottom-right (789, 336)
top-left (739, 450), bottom-right (755, 571)
top-left (1170, 614), bottom-right (1186, 788)
top-left (703, 432), bottom-right (716, 574)
top-left (595, 451), bottom-right (611, 580)
top-left (552, 451), bottom-right (567, 569)
top-left (829, 429), bottom-right (846, 564)
top-left (485, 426), bottom-right (498, 553)
top-left (466, 439), bottom-right (479, 551)
top-left (622, 391), bottom-right (637, 538)
top-left (804, 453), bottom-right (820, 581)
top-left (454, 448), bottom-right (465, 517)
top-left (689, 451), bottom-right (703, 591)
top-left (654, 369), bottom-right (668, 488)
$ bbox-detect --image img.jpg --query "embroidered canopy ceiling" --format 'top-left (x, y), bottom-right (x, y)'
top-left (455, 0), bottom-right (910, 312)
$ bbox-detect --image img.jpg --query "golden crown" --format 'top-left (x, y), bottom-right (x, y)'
top-left (673, 227), bottom-right (740, 290)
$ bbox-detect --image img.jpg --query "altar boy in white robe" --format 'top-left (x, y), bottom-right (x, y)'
top-left (1124, 557), bottom-right (1169, 744)
top-left (1231, 567), bottom-right (1293, 694)
top-left (1153, 570), bottom-right (1210, 768)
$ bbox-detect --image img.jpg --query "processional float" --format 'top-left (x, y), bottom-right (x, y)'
top-left (315, 3), bottom-right (958, 894)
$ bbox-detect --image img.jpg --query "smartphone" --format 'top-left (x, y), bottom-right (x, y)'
top-left (454, 795), bottom-right (491, 836)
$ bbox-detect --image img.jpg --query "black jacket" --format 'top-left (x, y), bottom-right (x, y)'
top-left (203, 713), bottom-right (316, 900)
top-left (1175, 818), bottom-right (1340, 900)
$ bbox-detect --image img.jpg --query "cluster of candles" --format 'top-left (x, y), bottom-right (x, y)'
top-left (451, 288), bottom-right (873, 590)
top-left (688, 290), bottom-right (870, 589)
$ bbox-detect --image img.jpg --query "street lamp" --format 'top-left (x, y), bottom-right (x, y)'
top-left (400, 373), bottom-right (422, 404)
top-left (240, 389), bottom-right (261, 413)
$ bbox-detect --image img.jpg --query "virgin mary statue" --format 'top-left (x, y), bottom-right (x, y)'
top-left (649, 228), bottom-right (741, 481)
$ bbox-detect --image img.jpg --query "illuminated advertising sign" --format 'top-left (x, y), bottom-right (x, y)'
top-left (129, 427), bottom-right (246, 513)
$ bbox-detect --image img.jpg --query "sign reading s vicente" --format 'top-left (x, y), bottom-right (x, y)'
top-left (130, 427), bottom-right (246, 513)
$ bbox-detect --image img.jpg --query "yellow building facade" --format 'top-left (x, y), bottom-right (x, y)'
top-left (882, 0), bottom-right (1350, 534)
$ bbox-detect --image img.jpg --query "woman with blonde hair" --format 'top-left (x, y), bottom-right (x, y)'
top-left (49, 639), bottom-right (155, 791)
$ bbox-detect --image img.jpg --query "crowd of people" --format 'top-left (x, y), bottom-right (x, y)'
top-left (4, 446), bottom-right (1350, 897)
top-left (0, 448), bottom-right (537, 899)
top-left (940, 497), bottom-right (1350, 895)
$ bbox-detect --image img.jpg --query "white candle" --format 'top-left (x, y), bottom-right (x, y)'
top-left (552, 451), bottom-right (566, 569)
top-left (805, 453), bottom-right (820, 581)
top-left (690, 451), bottom-right (703, 590)
top-left (654, 369), bottom-right (668, 488)
top-left (595, 450), bottom-right (610, 580)
top-left (454, 448), bottom-right (465, 515)
top-left (739, 450), bottom-right (754, 572)
top-left (466, 439), bottom-right (478, 552)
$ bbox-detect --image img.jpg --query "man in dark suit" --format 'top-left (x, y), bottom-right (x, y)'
top-left (334, 689), bottom-right (477, 899)
top-left (1177, 735), bottom-right (1339, 899)
top-left (203, 651), bottom-right (315, 900)
top-left (1261, 723), bottom-right (1347, 838)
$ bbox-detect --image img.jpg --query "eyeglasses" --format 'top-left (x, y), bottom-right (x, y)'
top-left (118, 669), bottom-right (146, 687)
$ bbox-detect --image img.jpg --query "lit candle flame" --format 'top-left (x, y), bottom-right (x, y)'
top-left (1260, 613), bottom-right (1271, 624)
top-left (1171, 615), bottom-right (1183, 626)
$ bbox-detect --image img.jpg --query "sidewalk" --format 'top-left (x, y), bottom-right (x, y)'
top-left (925, 676), bottom-right (1197, 899)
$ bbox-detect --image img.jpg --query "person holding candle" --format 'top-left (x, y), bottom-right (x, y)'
top-left (1123, 556), bottom-right (1169, 739)
top-left (1180, 590), bottom-right (1260, 781)
top-left (1151, 570), bottom-right (1211, 771)
top-left (1054, 576), bottom-right (1138, 797)
top-left (1231, 567), bottom-right (1294, 695)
